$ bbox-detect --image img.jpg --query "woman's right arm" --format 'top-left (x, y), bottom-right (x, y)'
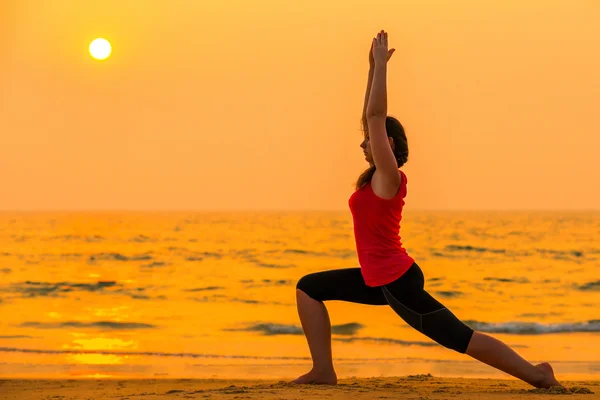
top-left (362, 41), bottom-right (394, 134)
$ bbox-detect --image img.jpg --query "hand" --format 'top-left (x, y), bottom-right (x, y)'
top-left (371, 30), bottom-right (394, 66)
top-left (369, 39), bottom-right (395, 67)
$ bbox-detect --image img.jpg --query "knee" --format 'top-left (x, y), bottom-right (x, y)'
top-left (446, 329), bottom-right (474, 354)
top-left (422, 310), bottom-right (474, 354)
top-left (458, 328), bottom-right (475, 354)
top-left (296, 273), bottom-right (323, 302)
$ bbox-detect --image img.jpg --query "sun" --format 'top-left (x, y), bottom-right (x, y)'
top-left (89, 38), bottom-right (112, 60)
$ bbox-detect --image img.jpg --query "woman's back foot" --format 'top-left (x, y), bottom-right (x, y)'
top-left (292, 368), bottom-right (337, 385)
top-left (533, 362), bottom-right (562, 389)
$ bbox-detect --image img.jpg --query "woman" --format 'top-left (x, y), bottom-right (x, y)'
top-left (292, 30), bottom-right (561, 389)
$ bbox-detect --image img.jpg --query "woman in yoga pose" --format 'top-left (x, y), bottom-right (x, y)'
top-left (293, 30), bottom-right (561, 389)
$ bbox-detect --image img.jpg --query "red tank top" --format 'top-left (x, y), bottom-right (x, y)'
top-left (348, 170), bottom-right (414, 287)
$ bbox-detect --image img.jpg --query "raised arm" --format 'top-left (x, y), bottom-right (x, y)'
top-left (361, 46), bottom-right (375, 134)
top-left (362, 41), bottom-right (395, 134)
top-left (366, 31), bottom-right (400, 188)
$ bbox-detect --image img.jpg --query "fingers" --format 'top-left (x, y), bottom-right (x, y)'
top-left (372, 30), bottom-right (392, 63)
top-left (374, 30), bottom-right (388, 47)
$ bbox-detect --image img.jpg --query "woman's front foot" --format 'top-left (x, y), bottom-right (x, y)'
top-left (292, 367), bottom-right (337, 385)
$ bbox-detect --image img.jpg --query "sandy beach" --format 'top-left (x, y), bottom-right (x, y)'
top-left (1, 375), bottom-right (597, 400)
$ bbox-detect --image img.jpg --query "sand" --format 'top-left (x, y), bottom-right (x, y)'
top-left (1, 375), bottom-right (597, 400)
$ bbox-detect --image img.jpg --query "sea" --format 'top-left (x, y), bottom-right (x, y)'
top-left (0, 211), bottom-right (598, 380)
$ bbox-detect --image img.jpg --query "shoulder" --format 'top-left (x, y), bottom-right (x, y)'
top-left (371, 169), bottom-right (402, 200)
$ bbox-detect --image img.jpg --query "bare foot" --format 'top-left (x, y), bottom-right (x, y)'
top-left (292, 369), bottom-right (337, 385)
top-left (533, 362), bottom-right (563, 389)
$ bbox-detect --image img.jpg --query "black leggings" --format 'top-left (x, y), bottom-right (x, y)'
top-left (296, 262), bottom-right (474, 354)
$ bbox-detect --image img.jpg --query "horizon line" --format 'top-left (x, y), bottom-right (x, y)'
top-left (1, 209), bottom-right (599, 213)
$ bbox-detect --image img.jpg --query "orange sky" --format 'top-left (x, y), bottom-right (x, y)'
top-left (2, 0), bottom-right (599, 211)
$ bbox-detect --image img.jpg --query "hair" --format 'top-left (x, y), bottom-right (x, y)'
top-left (355, 116), bottom-right (409, 190)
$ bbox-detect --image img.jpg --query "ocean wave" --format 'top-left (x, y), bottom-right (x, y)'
top-left (0, 335), bottom-right (35, 339)
top-left (19, 321), bottom-right (156, 330)
top-left (181, 250), bottom-right (227, 261)
top-left (578, 281), bottom-right (600, 291)
top-left (243, 279), bottom-right (292, 288)
top-left (230, 323), bottom-right (302, 335)
top-left (195, 251), bottom-right (222, 259)
top-left (431, 251), bottom-right (458, 258)
top-left (484, 277), bottom-right (530, 284)
top-left (518, 312), bottom-right (564, 318)
top-left (537, 249), bottom-right (583, 258)
top-left (45, 235), bottom-right (105, 243)
top-left (464, 320), bottom-right (600, 334)
top-left (0, 347), bottom-right (453, 362)
top-left (130, 234), bottom-right (155, 243)
top-left (0, 346), bottom-right (546, 364)
top-left (434, 290), bottom-right (463, 298)
top-left (16, 280), bottom-right (119, 297)
top-left (331, 323), bottom-right (364, 335)
top-left (141, 261), bottom-right (168, 268)
top-left (11, 235), bottom-right (28, 242)
top-left (284, 249), bottom-right (356, 259)
top-left (190, 296), bottom-right (293, 306)
top-left (88, 252), bottom-right (153, 262)
top-left (254, 262), bottom-right (296, 269)
top-left (227, 322), bottom-right (364, 336)
top-left (333, 336), bottom-right (438, 347)
top-left (4, 281), bottom-right (161, 300)
top-left (439, 245), bottom-right (588, 260)
top-left (167, 246), bottom-right (188, 252)
top-left (185, 286), bottom-right (224, 292)
top-left (284, 249), bottom-right (315, 255)
top-left (445, 245), bottom-right (507, 254)
top-left (0, 347), bottom-right (309, 360)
